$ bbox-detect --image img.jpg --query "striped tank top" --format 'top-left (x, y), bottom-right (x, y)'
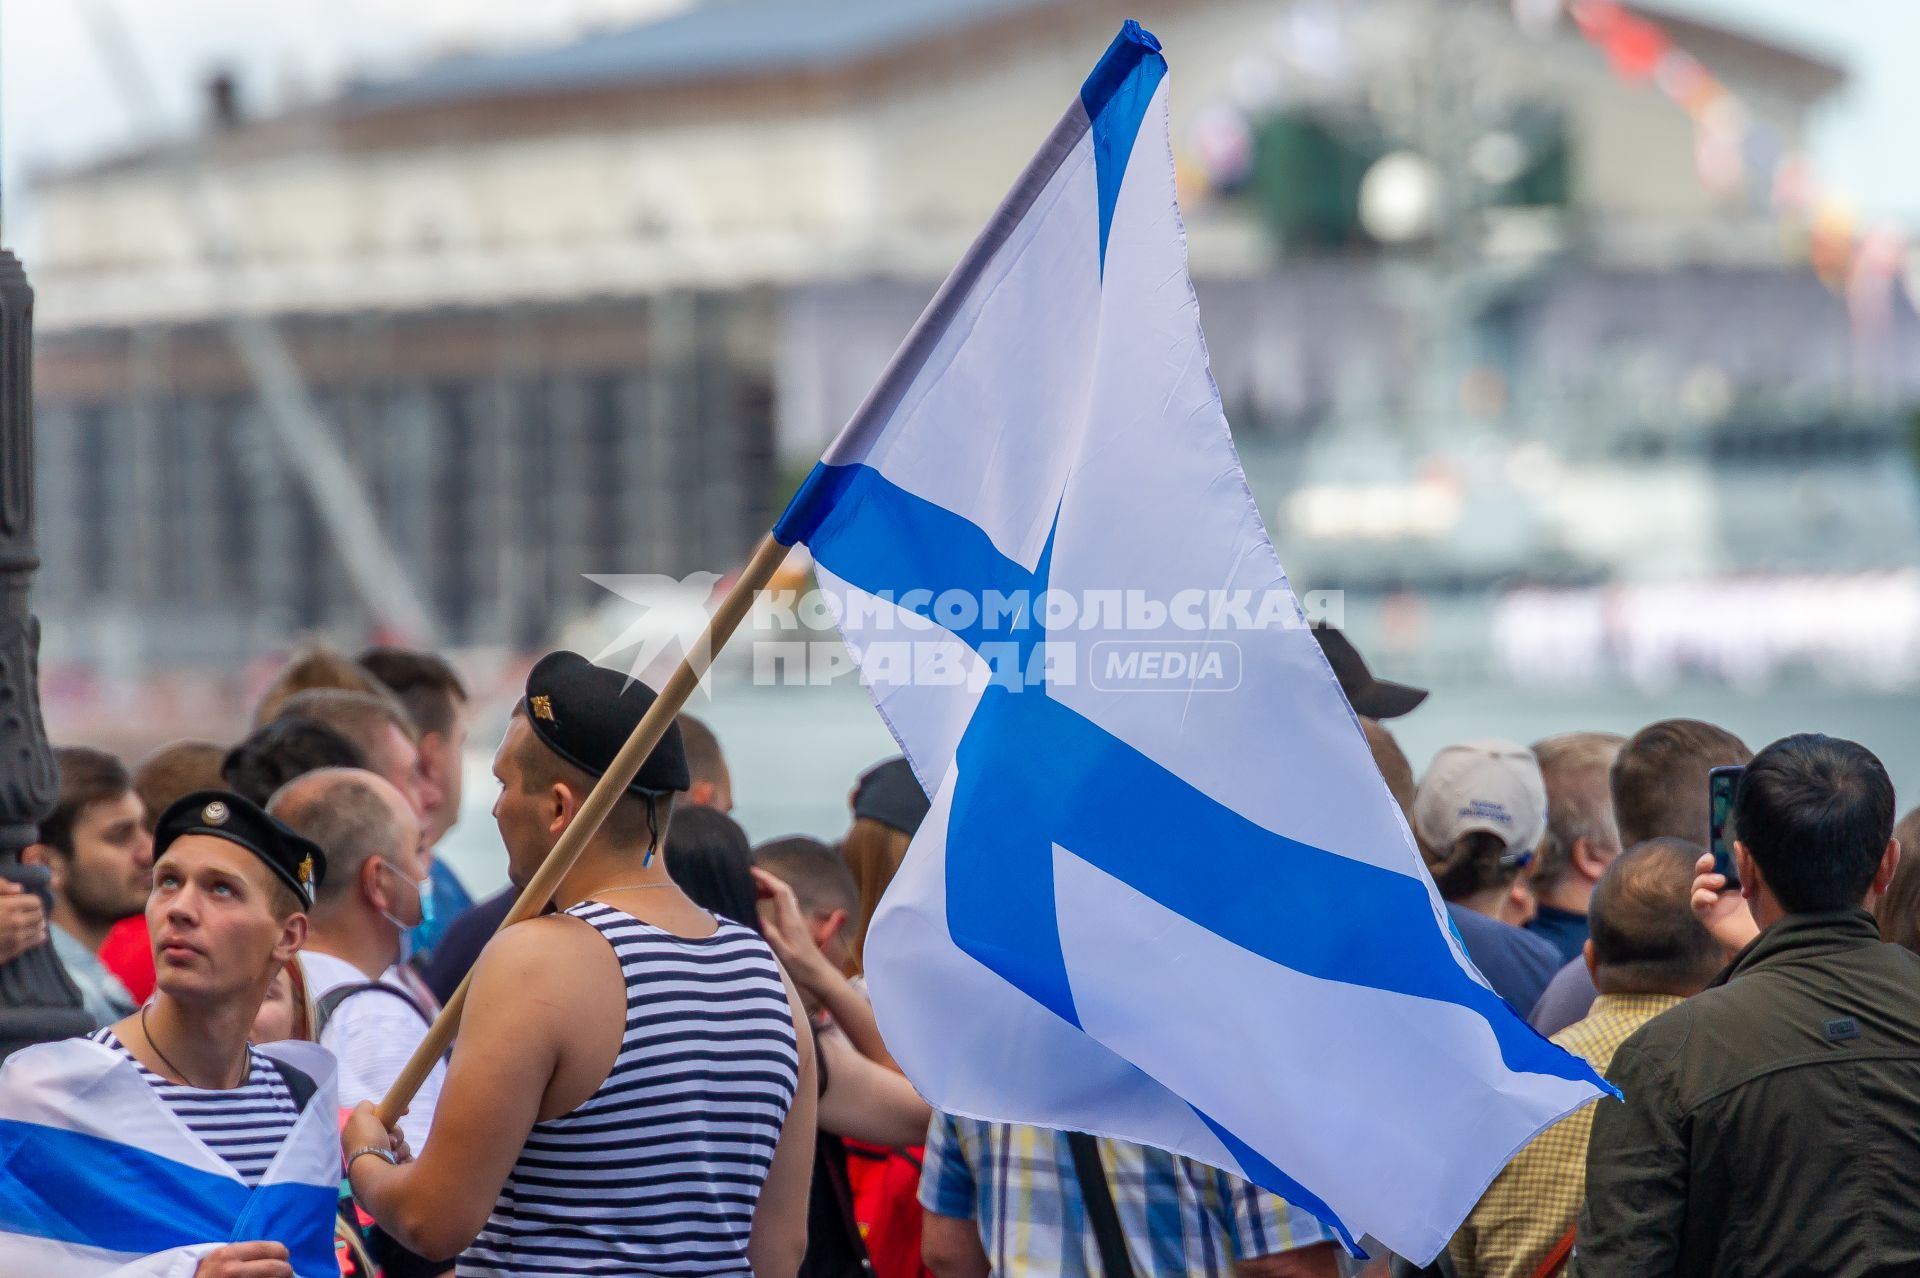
top-left (92, 1028), bottom-right (300, 1185)
top-left (461, 901), bottom-right (801, 1277)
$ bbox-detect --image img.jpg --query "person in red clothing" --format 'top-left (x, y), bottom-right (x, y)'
top-left (832, 761), bottom-right (938, 1278)
top-left (97, 916), bottom-right (155, 1004)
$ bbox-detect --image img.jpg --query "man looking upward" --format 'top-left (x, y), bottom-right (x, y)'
top-left (0, 790), bottom-right (342, 1277)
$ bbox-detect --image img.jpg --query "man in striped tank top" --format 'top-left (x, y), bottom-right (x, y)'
top-left (345, 652), bottom-right (817, 1277)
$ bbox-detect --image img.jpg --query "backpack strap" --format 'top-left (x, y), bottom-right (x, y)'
top-left (1066, 1132), bottom-right (1138, 1278)
top-left (266, 1056), bottom-right (318, 1114)
top-left (315, 980), bottom-right (433, 1036)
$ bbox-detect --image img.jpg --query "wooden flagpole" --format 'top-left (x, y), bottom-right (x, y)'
top-left (376, 533), bottom-right (791, 1126)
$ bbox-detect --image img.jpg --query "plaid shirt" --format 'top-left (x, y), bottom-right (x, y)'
top-left (920, 1114), bottom-right (1335, 1278)
top-left (1448, 993), bottom-right (1685, 1278)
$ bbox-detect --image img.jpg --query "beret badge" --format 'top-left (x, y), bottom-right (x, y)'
top-left (521, 651), bottom-right (689, 796)
top-left (202, 800), bottom-right (229, 826)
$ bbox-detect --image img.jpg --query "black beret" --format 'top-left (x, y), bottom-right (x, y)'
top-left (1311, 622), bottom-right (1428, 720)
top-left (154, 789), bottom-right (327, 909)
top-left (853, 757), bottom-right (929, 836)
top-left (522, 651), bottom-right (691, 796)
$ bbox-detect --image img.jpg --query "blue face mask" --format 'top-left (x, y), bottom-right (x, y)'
top-left (416, 869), bottom-right (437, 934)
top-left (376, 859), bottom-right (435, 934)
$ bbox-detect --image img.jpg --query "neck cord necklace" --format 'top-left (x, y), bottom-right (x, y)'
top-left (141, 1002), bottom-right (247, 1090)
top-left (597, 881), bottom-right (677, 895)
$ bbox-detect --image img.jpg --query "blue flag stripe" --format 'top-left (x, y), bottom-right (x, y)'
top-left (1192, 1107), bottom-right (1360, 1255)
top-left (946, 682), bottom-right (1598, 1082)
top-left (792, 460), bottom-right (1609, 1086)
top-left (0, 1118), bottom-right (336, 1275)
top-left (1080, 21), bottom-right (1166, 275)
top-left (775, 461), bottom-right (1045, 653)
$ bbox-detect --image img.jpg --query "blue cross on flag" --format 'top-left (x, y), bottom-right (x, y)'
top-left (0, 1038), bottom-right (339, 1276)
top-left (772, 21), bottom-right (1609, 1262)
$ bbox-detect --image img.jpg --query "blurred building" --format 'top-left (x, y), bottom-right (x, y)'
top-left (26, 0), bottom-right (1915, 673)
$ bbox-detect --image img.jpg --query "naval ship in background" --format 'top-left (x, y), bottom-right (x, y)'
top-left (1257, 392), bottom-right (1920, 694)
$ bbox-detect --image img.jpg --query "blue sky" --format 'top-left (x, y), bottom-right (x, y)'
top-left (1667, 0), bottom-right (1920, 224)
top-left (3, 0), bottom-right (1917, 234)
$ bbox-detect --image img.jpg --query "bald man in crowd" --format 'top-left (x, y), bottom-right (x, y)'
top-left (273, 768), bottom-right (448, 1278)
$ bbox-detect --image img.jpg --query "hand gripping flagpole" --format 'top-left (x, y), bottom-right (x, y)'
top-left (376, 533), bottom-right (791, 1127)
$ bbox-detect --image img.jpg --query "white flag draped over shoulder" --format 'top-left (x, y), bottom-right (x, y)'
top-left (0, 1038), bottom-right (340, 1277)
top-left (771, 20), bottom-right (1610, 1263)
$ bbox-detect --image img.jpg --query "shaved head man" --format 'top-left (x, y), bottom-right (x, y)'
top-left (271, 769), bottom-right (442, 1142)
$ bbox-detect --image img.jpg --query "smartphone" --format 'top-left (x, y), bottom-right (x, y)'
top-left (1708, 765), bottom-right (1743, 889)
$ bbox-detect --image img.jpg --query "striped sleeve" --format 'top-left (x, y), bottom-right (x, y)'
top-left (919, 1111), bottom-right (977, 1218)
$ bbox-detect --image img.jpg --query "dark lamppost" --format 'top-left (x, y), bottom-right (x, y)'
top-left (0, 248), bottom-right (92, 1057)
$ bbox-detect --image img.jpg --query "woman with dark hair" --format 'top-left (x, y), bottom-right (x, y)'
top-left (221, 715), bottom-right (370, 808)
top-left (831, 759), bottom-right (937, 1278)
top-left (841, 758), bottom-right (930, 967)
top-left (663, 805), bottom-right (760, 932)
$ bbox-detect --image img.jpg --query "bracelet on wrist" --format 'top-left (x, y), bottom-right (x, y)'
top-left (346, 1145), bottom-right (400, 1175)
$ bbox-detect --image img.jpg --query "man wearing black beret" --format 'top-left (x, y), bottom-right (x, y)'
top-left (0, 789), bottom-right (347, 1277)
top-left (343, 652), bottom-right (817, 1276)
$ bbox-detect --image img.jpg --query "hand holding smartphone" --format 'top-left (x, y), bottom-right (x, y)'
top-left (1708, 765), bottom-right (1744, 890)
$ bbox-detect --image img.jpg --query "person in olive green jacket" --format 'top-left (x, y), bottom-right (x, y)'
top-left (1577, 733), bottom-right (1920, 1278)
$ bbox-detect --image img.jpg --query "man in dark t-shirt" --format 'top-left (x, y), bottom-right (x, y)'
top-left (1447, 900), bottom-right (1561, 1014)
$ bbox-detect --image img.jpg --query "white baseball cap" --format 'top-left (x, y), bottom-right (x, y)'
top-left (1413, 739), bottom-right (1549, 858)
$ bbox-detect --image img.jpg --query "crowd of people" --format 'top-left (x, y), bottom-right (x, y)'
top-left (1, 630), bottom-right (1917, 1278)
top-left (1349, 663), bottom-right (1920, 1276)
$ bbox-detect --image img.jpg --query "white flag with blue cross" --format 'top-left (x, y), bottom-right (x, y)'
top-left (770, 21), bottom-right (1611, 1263)
top-left (0, 1038), bottom-right (340, 1277)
